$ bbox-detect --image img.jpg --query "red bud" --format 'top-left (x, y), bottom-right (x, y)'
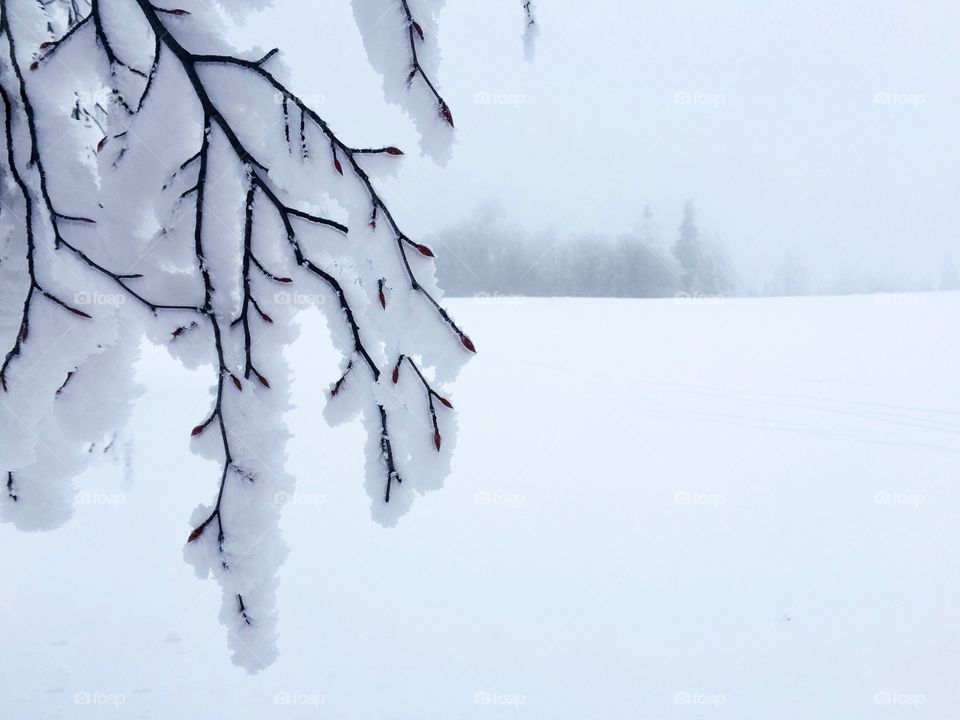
top-left (255, 371), bottom-right (271, 388)
top-left (172, 326), bottom-right (185, 339)
top-left (434, 432), bottom-right (442, 451)
top-left (385, 146), bottom-right (404, 156)
top-left (438, 397), bottom-right (453, 409)
top-left (96, 137), bottom-right (107, 152)
top-left (231, 374), bottom-right (242, 391)
top-left (187, 525), bottom-right (204, 542)
top-left (39, 41), bottom-right (54, 50)
top-left (168, 8), bottom-right (191, 15)
top-left (439, 102), bottom-right (454, 127)
top-left (461, 335), bottom-right (476, 353)
top-left (69, 307), bottom-right (92, 318)
top-left (379, 288), bottom-right (386, 309)
top-left (29, 61), bottom-right (39, 71)
top-left (20, 325), bottom-right (29, 342)
top-left (415, 243), bottom-right (435, 257)
top-left (333, 157), bottom-right (343, 175)
top-left (277, 277), bottom-right (293, 284)
top-left (191, 424), bottom-right (205, 437)
top-left (392, 366), bottom-right (399, 384)
top-left (413, 21), bottom-right (424, 40)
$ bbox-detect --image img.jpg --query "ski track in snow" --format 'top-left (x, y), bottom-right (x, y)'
top-left (1, 294), bottom-right (958, 718)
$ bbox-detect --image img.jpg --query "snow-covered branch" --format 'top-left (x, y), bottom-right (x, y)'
top-left (0, 0), bottom-right (473, 671)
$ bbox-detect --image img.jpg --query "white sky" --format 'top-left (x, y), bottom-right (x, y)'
top-left (232, 0), bottom-right (960, 287)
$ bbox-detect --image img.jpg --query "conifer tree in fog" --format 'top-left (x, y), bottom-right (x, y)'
top-left (673, 199), bottom-right (704, 294)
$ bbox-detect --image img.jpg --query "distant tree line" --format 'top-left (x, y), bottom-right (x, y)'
top-left (432, 201), bottom-right (736, 298)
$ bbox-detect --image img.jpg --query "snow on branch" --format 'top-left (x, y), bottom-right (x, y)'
top-left (351, 0), bottom-right (454, 163)
top-left (0, 0), bottom-right (472, 671)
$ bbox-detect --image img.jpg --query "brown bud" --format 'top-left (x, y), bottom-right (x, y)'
top-left (439, 102), bottom-right (454, 127)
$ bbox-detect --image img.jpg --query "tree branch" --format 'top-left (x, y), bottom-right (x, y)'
top-left (392, 353), bottom-right (453, 451)
top-left (187, 52), bottom-right (475, 352)
top-left (398, 0), bottom-right (453, 126)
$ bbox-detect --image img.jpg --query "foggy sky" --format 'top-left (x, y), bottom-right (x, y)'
top-left (232, 1), bottom-right (960, 288)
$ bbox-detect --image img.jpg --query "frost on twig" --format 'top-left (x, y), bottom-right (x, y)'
top-left (351, 0), bottom-right (455, 163)
top-left (0, 0), bottom-right (472, 671)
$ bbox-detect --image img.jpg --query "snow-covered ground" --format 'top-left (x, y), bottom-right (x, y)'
top-left (2, 293), bottom-right (958, 718)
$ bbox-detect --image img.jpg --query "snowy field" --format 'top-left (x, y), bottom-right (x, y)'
top-left (2, 293), bottom-right (958, 718)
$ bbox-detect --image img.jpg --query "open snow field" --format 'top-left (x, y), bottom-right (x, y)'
top-left (2, 293), bottom-right (959, 718)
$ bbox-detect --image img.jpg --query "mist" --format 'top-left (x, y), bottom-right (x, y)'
top-left (231, 1), bottom-right (960, 293)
